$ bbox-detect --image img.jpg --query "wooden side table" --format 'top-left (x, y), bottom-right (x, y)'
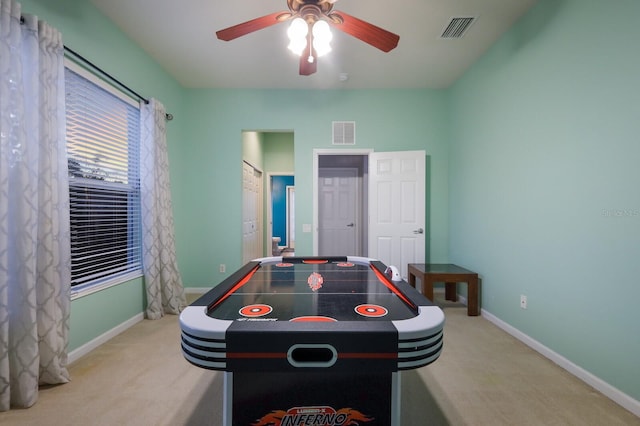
top-left (408, 263), bottom-right (479, 316)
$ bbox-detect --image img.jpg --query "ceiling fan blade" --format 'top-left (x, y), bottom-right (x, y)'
top-left (299, 52), bottom-right (317, 76)
top-left (329, 11), bottom-right (399, 52)
top-left (216, 11), bottom-right (291, 41)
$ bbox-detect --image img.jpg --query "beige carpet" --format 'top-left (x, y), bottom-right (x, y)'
top-left (1, 291), bottom-right (638, 425)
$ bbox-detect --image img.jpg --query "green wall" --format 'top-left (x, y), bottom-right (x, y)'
top-left (20, 0), bottom-right (185, 352)
top-left (241, 131), bottom-right (264, 169)
top-left (69, 277), bottom-right (145, 350)
top-left (448, 0), bottom-right (640, 400)
top-left (263, 132), bottom-right (295, 173)
top-left (17, 0), bottom-right (639, 406)
top-left (176, 89), bottom-right (450, 286)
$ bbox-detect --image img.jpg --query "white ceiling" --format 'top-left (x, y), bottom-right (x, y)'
top-left (90, 0), bottom-right (537, 90)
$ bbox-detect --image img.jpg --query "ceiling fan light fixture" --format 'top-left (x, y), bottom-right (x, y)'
top-left (215, 0), bottom-right (399, 76)
top-left (287, 17), bottom-right (308, 55)
top-left (287, 38), bottom-right (307, 56)
top-left (312, 20), bottom-right (332, 57)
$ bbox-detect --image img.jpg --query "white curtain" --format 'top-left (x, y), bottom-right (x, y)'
top-left (140, 99), bottom-right (186, 319)
top-left (0, 0), bottom-right (70, 411)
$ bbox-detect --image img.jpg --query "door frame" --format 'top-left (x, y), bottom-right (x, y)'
top-left (312, 148), bottom-right (373, 255)
top-left (286, 185), bottom-right (295, 248)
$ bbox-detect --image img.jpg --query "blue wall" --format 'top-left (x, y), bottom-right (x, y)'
top-left (272, 175), bottom-right (295, 246)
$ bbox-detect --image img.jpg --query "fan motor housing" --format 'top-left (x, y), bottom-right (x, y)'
top-left (288, 0), bottom-right (334, 15)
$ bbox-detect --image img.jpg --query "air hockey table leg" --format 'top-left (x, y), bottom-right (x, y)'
top-left (223, 372), bottom-right (232, 426)
top-left (392, 372), bottom-right (401, 425)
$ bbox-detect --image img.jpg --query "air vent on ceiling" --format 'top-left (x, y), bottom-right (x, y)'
top-left (440, 16), bottom-right (476, 39)
top-left (332, 121), bottom-right (356, 145)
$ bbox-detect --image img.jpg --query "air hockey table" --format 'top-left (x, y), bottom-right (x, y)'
top-left (180, 256), bottom-right (445, 426)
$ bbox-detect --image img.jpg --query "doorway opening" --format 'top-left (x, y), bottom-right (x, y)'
top-left (314, 150), bottom-right (371, 257)
top-left (242, 130), bottom-right (294, 262)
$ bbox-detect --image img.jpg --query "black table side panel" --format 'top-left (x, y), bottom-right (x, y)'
top-left (226, 320), bottom-right (398, 373)
top-left (232, 371), bottom-right (392, 426)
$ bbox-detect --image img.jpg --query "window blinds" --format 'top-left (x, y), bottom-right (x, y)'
top-left (65, 66), bottom-right (141, 287)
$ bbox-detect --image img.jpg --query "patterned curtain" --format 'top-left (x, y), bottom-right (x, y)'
top-left (0, 0), bottom-right (71, 411)
top-left (140, 99), bottom-right (186, 319)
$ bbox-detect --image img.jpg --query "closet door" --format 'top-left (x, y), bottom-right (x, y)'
top-left (242, 161), bottom-right (263, 263)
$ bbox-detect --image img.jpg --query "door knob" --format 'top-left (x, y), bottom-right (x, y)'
top-left (346, 223), bottom-right (355, 227)
top-left (413, 228), bottom-right (424, 234)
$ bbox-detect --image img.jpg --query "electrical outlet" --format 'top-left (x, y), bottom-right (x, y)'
top-left (219, 264), bottom-right (226, 273)
top-left (520, 295), bottom-right (527, 309)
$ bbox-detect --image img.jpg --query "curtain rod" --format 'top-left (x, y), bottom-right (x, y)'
top-left (19, 15), bottom-right (173, 121)
top-left (64, 46), bottom-right (173, 121)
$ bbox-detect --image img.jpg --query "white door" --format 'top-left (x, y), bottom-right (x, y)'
top-left (318, 168), bottom-right (359, 256)
top-left (242, 162), bottom-right (263, 263)
top-left (369, 151), bottom-right (425, 280)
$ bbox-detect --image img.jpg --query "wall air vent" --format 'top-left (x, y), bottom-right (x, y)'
top-left (440, 17), bottom-right (476, 39)
top-left (332, 121), bottom-right (356, 145)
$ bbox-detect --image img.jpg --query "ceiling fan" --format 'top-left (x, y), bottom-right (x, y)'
top-left (216, 0), bottom-right (400, 76)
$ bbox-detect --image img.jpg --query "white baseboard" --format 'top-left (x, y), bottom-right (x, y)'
top-left (67, 290), bottom-right (639, 418)
top-left (451, 290), bottom-right (639, 416)
top-left (67, 288), bottom-right (208, 365)
top-left (481, 308), bottom-right (640, 417)
top-left (68, 312), bottom-right (144, 365)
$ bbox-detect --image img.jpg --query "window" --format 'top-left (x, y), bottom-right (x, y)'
top-left (65, 61), bottom-right (142, 296)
